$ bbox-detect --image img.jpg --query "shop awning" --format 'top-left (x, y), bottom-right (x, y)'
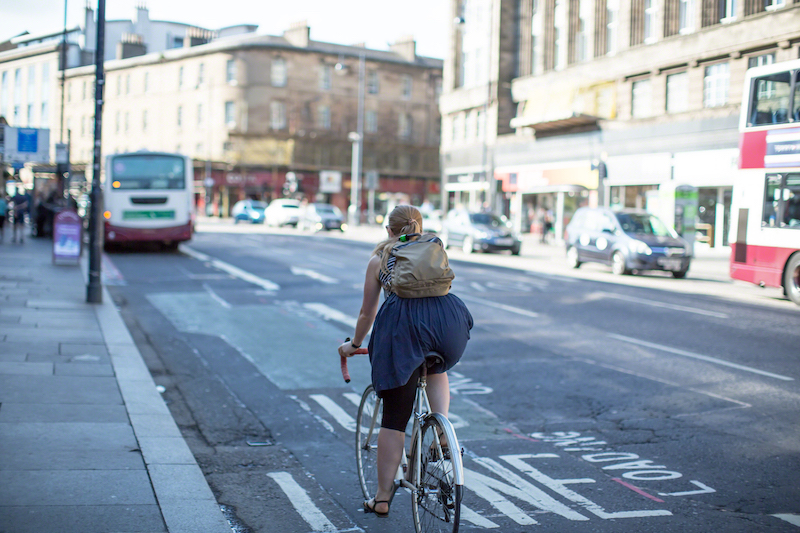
top-left (510, 113), bottom-right (599, 133)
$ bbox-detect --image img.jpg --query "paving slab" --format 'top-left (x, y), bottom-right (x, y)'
top-left (0, 505), bottom-right (166, 533)
top-left (0, 375), bottom-right (122, 404)
top-left (0, 361), bottom-right (54, 375)
top-left (0, 470), bottom-right (158, 506)
top-left (0, 403), bottom-right (128, 423)
top-left (55, 362), bottom-right (115, 376)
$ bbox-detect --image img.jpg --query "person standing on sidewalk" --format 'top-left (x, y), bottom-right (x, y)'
top-left (11, 186), bottom-right (30, 243)
top-left (0, 194), bottom-right (8, 243)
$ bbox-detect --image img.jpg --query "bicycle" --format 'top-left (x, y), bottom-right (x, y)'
top-left (341, 345), bottom-right (465, 533)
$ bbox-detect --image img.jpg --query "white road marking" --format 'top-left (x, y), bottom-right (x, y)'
top-left (470, 282), bottom-right (487, 292)
top-left (180, 244), bottom-right (280, 291)
top-left (608, 333), bottom-right (794, 381)
top-left (266, 472), bottom-right (337, 532)
top-left (457, 294), bottom-right (539, 318)
top-left (601, 292), bottom-right (729, 318)
top-left (310, 394), bottom-right (357, 432)
top-left (203, 283), bottom-right (231, 309)
top-left (460, 504), bottom-right (500, 528)
top-left (343, 392), bottom-right (362, 407)
top-left (291, 266), bottom-right (338, 284)
top-left (303, 303), bottom-right (358, 329)
top-left (659, 480), bottom-right (716, 496)
top-left (773, 514), bottom-right (800, 527)
top-left (290, 395), bottom-right (335, 434)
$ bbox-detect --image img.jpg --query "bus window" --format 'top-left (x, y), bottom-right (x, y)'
top-left (785, 174), bottom-right (800, 227)
top-left (795, 71), bottom-right (800, 121)
top-left (763, 175), bottom-right (781, 227)
top-left (750, 72), bottom-right (792, 125)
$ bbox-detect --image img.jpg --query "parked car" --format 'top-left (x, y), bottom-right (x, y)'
top-left (441, 209), bottom-right (521, 254)
top-left (564, 207), bottom-right (692, 278)
top-left (231, 199), bottom-right (267, 224)
top-left (265, 198), bottom-right (301, 227)
top-left (421, 210), bottom-right (443, 233)
top-left (301, 203), bottom-right (346, 231)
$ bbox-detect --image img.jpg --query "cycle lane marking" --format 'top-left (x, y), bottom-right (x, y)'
top-left (773, 514), bottom-right (800, 527)
top-left (266, 471), bottom-right (339, 532)
top-left (180, 244), bottom-right (281, 291)
top-left (599, 292), bottom-right (729, 318)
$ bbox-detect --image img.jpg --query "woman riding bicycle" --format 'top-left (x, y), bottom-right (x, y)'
top-left (338, 204), bottom-right (473, 517)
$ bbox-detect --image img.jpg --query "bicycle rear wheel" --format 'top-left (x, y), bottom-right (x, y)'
top-left (412, 416), bottom-right (462, 533)
top-left (355, 385), bottom-right (382, 500)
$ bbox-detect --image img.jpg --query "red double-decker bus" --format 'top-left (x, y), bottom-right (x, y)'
top-left (731, 58), bottom-right (800, 305)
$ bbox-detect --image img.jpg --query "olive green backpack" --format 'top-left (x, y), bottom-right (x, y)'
top-left (389, 233), bottom-right (455, 298)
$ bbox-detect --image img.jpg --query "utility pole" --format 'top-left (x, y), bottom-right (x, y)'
top-left (348, 51), bottom-right (365, 227)
top-left (56, 0), bottom-right (69, 198)
top-left (86, 0), bottom-right (105, 304)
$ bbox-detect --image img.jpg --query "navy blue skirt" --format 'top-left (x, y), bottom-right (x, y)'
top-left (368, 292), bottom-right (473, 395)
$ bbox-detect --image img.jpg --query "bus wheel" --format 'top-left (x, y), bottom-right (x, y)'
top-left (784, 253), bottom-right (800, 306)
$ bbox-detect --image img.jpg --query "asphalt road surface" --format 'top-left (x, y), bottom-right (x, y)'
top-left (106, 228), bottom-right (800, 532)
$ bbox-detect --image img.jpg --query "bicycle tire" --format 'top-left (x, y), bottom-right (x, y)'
top-left (355, 385), bottom-right (382, 500)
top-left (411, 416), bottom-right (462, 533)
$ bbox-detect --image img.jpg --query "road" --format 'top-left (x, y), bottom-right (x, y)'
top-left (105, 225), bottom-right (800, 532)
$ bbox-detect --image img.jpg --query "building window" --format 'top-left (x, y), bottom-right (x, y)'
top-left (179, 66), bottom-right (184, 88)
top-left (0, 71), bottom-right (7, 118)
top-left (197, 103), bottom-right (203, 125)
top-left (607, 0), bottom-right (619, 55)
top-left (142, 110), bottom-right (148, 131)
top-left (720, 0), bottom-right (736, 20)
top-left (271, 57), bottom-right (287, 87)
top-left (679, 0), bottom-right (695, 32)
top-left (124, 112), bottom-right (129, 133)
top-left (399, 113), bottom-right (412, 139)
top-left (226, 59), bottom-right (236, 84)
top-left (765, 0), bottom-right (786, 9)
top-left (402, 75), bottom-right (412, 99)
top-left (319, 64), bottom-right (332, 90)
top-left (197, 63), bottom-right (204, 87)
top-left (40, 102), bottom-right (48, 125)
top-left (177, 106), bottom-right (183, 127)
top-left (631, 79), bottom-right (653, 117)
top-left (225, 101), bottom-right (236, 127)
top-left (748, 53), bottom-right (775, 68)
top-left (577, 0), bottom-right (590, 61)
top-left (366, 109), bottom-right (378, 133)
top-left (144, 72), bottom-right (149, 92)
top-left (666, 72), bottom-right (689, 113)
top-left (476, 109), bottom-right (484, 140)
top-left (115, 111), bottom-right (120, 133)
top-left (644, 0), bottom-right (657, 43)
top-left (461, 0), bottom-right (491, 86)
top-left (318, 105), bottom-right (331, 129)
top-left (367, 70), bottom-right (379, 94)
top-left (271, 101), bottom-right (286, 129)
top-left (554, 0), bottom-right (567, 69)
top-left (26, 103), bottom-right (34, 126)
top-left (703, 62), bottom-right (729, 108)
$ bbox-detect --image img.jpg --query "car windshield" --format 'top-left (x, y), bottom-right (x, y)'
top-left (469, 213), bottom-right (509, 228)
top-left (281, 204), bottom-right (299, 209)
top-left (315, 204), bottom-right (339, 215)
top-left (616, 213), bottom-right (676, 237)
top-left (251, 202), bottom-right (268, 210)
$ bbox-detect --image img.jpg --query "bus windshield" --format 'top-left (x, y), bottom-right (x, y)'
top-left (110, 155), bottom-right (186, 190)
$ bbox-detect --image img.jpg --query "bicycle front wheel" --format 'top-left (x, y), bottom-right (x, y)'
top-left (355, 385), bottom-right (382, 500)
top-left (412, 416), bottom-right (462, 533)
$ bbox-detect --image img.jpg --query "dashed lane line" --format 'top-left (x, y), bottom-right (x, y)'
top-left (266, 472), bottom-right (338, 532)
top-left (180, 244), bottom-right (280, 291)
top-left (457, 294), bottom-right (540, 318)
top-left (608, 333), bottom-right (794, 382)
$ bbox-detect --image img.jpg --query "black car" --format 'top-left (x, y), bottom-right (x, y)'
top-left (441, 209), bottom-right (521, 255)
top-left (564, 207), bottom-right (692, 278)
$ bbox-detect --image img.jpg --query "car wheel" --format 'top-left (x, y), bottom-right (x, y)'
top-left (234, 218), bottom-right (240, 224)
top-left (784, 253), bottom-right (800, 305)
top-left (566, 246), bottom-right (581, 268)
top-left (672, 267), bottom-right (689, 279)
top-left (462, 236), bottom-right (474, 254)
top-left (611, 251), bottom-right (630, 275)
top-left (511, 245), bottom-right (521, 256)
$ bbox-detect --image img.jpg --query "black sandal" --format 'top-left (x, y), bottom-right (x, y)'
top-left (363, 498), bottom-right (391, 517)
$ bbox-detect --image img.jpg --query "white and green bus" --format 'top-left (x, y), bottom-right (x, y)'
top-left (103, 151), bottom-right (194, 250)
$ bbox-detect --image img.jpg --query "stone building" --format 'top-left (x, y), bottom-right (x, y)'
top-left (440, 0), bottom-right (800, 246)
top-left (1, 7), bottom-right (444, 217)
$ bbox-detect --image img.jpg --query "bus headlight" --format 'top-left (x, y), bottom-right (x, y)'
top-left (103, 211), bottom-right (112, 220)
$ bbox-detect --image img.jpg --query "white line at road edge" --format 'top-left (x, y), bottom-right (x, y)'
top-left (773, 514), bottom-right (800, 527)
top-left (266, 472), bottom-right (337, 532)
top-left (601, 292), bottom-right (729, 318)
top-left (180, 244), bottom-right (280, 291)
top-left (608, 334), bottom-right (794, 381)
top-left (303, 303), bottom-right (358, 329)
top-left (457, 294), bottom-right (540, 318)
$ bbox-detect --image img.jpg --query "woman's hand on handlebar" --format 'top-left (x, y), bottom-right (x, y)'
top-left (338, 341), bottom-right (359, 358)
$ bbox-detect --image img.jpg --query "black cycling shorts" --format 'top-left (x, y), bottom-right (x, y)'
top-left (379, 366), bottom-right (422, 432)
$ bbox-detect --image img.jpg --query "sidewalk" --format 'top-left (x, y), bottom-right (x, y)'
top-left (0, 236), bottom-right (230, 533)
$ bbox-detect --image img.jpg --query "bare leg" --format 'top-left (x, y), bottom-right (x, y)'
top-left (426, 372), bottom-right (450, 416)
top-left (371, 427), bottom-right (405, 514)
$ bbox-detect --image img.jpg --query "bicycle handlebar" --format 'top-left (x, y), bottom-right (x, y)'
top-left (341, 338), bottom-right (368, 383)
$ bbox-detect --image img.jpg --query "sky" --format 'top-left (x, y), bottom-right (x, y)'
top-left (0, 0), bottom-right (451, 59)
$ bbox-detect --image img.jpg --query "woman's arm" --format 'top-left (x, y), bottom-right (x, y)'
top-left (339, 254), bottom-right (382, 357)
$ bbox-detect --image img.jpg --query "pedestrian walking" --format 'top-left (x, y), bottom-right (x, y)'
top-left (0, 194), bottom-right (8, 243)
top-left (338, 204), bottom-right (473, 517)
top-left (11, 186), bottom-right (30, 243)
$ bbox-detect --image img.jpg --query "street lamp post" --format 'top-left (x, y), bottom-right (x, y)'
top-left (347, 52), bottom-right (365, 227)
top-left (86, 0), bottom-right (105, 304)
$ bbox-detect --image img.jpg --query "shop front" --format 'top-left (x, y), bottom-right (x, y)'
top-left (494, 163), bottom-right (598, 243)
